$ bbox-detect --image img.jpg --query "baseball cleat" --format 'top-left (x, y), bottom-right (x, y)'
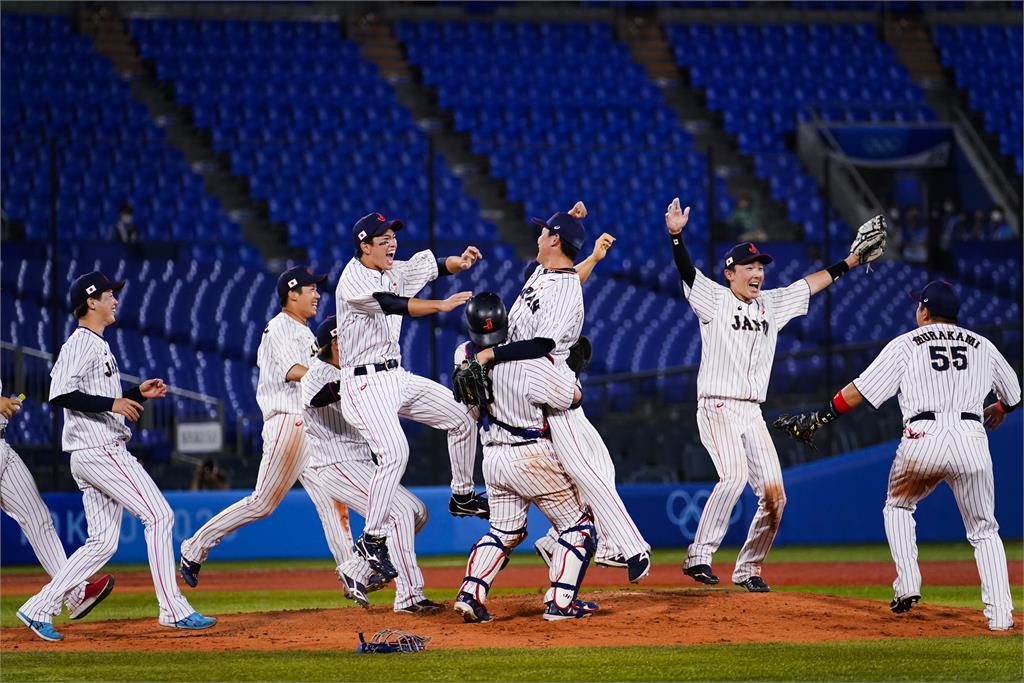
top-left (69, 574), bottom-right (115, 620)
top-left (179, 557), bottom-right (201, 588)
top-left (989, 622), bottom-right (1014, 631)
top-left (454, 591), bottom-right (492, 623)
top-left (543, 601), bottom-right (593, 621)
top-left (574, 599), bottom-right (599, 613)
top-left (355, 533), bottom-right (398, 581)
top-left (17, 611), bottom-right (63, 642)
top-left (534, 542), bottom-right (554, 569)
top-left (626, 551), bottom-right (651, 583)
top-left (596, 555), bottom-right (628, 568)
top-left (735, 576), bottom-right (771, 592)
top-left (684, 564), bottom-right (720, 585)
top-left (449, 492), bottom-right (490, 519)
top-left (365, 571), bottom-right (389, 593)
top-left (394, 599), bottom-right (445, 615)
top-left (340, 573), bottom-right (371, 609)
top-left (890, 593), bottom-right (921, 614)
top-left (168, 611), bottom-right (217, 630)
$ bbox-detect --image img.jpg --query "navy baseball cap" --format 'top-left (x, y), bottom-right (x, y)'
top-left (724, 242), bottom-right (773, 269)
top-left (315, 315), bottom-right (337, 351)
top-left (530, 211), bottom-right (585, 250)
top-left (277, 266), bottom-right (327, 298)
top-left (352, 212), bottom-right (404, 251)
top-left (910, 280), bottom-right (960, 319)
top-left (70, 271), bottom-right (125, 310)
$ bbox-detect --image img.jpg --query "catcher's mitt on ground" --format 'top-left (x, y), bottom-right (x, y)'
top-left (850, 215), bottom-right (887, 269)
top-left (451, 359), bottom-right (493, 407)
top-left (566, 335), bottom-right (593, 376)
top-left (771, 412), bottom-right (822, 451)
top-left (356, 630), bottom-right (431, 654)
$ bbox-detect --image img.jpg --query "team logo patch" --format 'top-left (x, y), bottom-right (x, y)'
top-left (287, 278), bottom-right (298, 288)
top-left (85, 285), bottom-right (97, 295)
top-left (330, 328), bottom-right (338, 338)
top-left (748, 244), bottom-right (757, 253)
top-left (483, 318), bottom-right (493, 331)
top-left (726, 257), bottom-right (734, 266)
top-left (376, 213), bottom-right (385, 221)
top-left (358, 230), bottom-right (367, 240)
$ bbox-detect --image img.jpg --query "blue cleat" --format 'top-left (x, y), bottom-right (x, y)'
top-left (543, 601), bottom-right (593, 621)
top-left (169, 611), bottom-right (217, 630)
top-left (453, 591), bottom-right (492, 623)
top-left (17, 611), bottom-right (63, 642)
top-left (574, 599), bottom-right (599, 613)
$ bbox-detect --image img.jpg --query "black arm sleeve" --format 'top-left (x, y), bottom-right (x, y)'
top-left (492, 338), bottom-right (556, 363)
top-left (670, 234), bottom-right (696, 288)
top-left (310, 381), bottom-right (342, 408)
top-left (999, 398), bottom-right (1021, 414)
top-left (436, 257), bottom-right (452, 277)
top-left (50, 391), bottom-right (115, 413)
top-left (124, 386), bottom-right (148, 404)
top-left (372, 292), bottom-right (411, 315)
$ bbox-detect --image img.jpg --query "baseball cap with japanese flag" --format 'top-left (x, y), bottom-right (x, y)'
top-left (352, 212), bottom-right (404, 251)
top-left (276, 265), bottom-right (328, 298)
top-left (69, 271), bottom-right (125, 310)
top-left (723, 242), bottom-right (774, 269)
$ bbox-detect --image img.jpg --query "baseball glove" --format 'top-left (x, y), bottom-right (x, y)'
top-left (451, 359), bottom-right (493, 407)
top-left (356, 630), bottom-right (431, 654)
top-left (566, 335), bottom-right (593, 376)
top-left (849, 215), bottom-right (887, 268)
top-left (771, 412), bottom-right (822, 451)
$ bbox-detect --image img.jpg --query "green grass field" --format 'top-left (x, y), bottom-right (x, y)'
top-left (2, 542), bottom-right (1022, 682)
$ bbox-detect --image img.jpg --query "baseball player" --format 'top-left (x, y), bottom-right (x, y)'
top-left (1, 387), bottom-right (115, 623)
top-left (180, 267), bottom-right (359, 597)
top-left (17, 272), bottom-right (214, 642)
top-left (452, 292), bottom-right (599, 622)
top-left (473, 204), bottom-right (652, 583)
top-left (773, 280), bottom-right (1019, 630)
top-left (665, 197), bottom-right (885, 591)
top-left (301, 316), bottom-right (440, 614)
top-left (334, 212), bottom-right (487, 580)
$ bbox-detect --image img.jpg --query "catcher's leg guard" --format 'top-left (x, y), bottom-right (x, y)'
top-left (458, 525), bottom-right (526, 602)
top-left (544, 514), bottom-right (597, 610)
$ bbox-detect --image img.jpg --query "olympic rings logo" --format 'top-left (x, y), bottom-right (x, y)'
top-left (665, 489), bottom-right (743, 541)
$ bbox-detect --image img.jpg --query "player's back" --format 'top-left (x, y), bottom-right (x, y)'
top-left (893, 323), bottom-right (1007, 417)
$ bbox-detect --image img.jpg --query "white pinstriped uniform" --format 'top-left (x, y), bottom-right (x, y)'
top-left (508, 267), bottom-right (650, 563)
top-left (181, 312), bottom-right (354, 571)
top-left (455, 342), bottom-right (592, 608)
top-left (853, 323), bottom-right (1021, 629)
top-left (300, 358), bottom-right (430, 610)
top-left (335, 250), bottom-right (475, 538)
top-left (19, 328), bottom-right (196, 626)
top-left (682, 269), bottom-right (811, 582)
top-left (0, 380), bottom-right (88, 613)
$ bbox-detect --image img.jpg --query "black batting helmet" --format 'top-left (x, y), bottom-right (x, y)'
top-left (465, 292), bottom-right (508, 348)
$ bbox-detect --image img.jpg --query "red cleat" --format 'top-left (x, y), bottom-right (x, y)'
top-left (69, 574), bottom-right (115, 620)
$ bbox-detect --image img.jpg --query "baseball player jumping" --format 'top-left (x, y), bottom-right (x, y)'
top-left (302, 315), bottom-right (439, 614)
top-left (18, 272), bottom-right (214, 641)
top-left (666, 198), bottom-right (886, 591)
top-left (1, 386), bottom-right (115, 624)
top-left (474, 204), bottom-right (652, 583)
top-left (180, 267), bottom-right (359, 597)
top-left (773, 280), bottom-right (1020, 630)
top-left (335, 212), bottom-right (487, 581)
top-left (452, 292), bottom-right (598, 622)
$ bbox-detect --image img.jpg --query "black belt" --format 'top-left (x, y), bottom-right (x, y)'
top-left (353, 359), bottom-right (399, 376)
top-left (510, 440), bottom-right (538, 448)
top-left (908, 411), bottom-right (981, 423)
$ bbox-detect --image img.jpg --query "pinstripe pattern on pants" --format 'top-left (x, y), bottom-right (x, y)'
top-left (182, 414), bottom-right (308, 564)
top-left (686, 398), bottom-right (786, 582)
top-left (19, 441), bottom-right (194, 625)
top-left (341, 368), bottom-right (475, 538)
top-left (309, 461), bottom-right (428, 609)
top-left (884, 415), bottom-right (1013, 628)
top-left (0, 440), bottom-right (86, 611)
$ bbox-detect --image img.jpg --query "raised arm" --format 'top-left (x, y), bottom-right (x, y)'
top-left (575, 233), bottom-right (615, 285)
top-left (665, 198), bottom-right (696, 287)
top-left (803, 252), bottom-right (861, 296)
top-left (437, 247), bottom-right (482, 277)
top-left (804, 214), bottom-right (888, 295)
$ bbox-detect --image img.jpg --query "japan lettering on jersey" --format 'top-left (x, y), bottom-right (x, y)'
top-left (300, 357), bottom-right (371, 467)
top-left (454, 342), bottom-right (576, 446)
top-left (683, 269), bottom-right (810, 402)
top-left (256, 312), bottom-right (317, 421)
top-left (853, 323), bottom-right (1022, 419)
top-left (507, 266), bottom-right (584, 363)
top-left (335, 250), bottom-right (437, 368)
top-left (48, 327), bottom-right (130, 450)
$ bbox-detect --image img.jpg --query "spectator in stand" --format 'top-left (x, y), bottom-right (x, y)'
top-left (990, 208), bottom-right (1016, 240)
top-left (728, 193), bottom-right (768, 242)
top-left (899, 206), bottom-right (928, 264)
top-left (110, 203), bottom-right (139, 244)
top-left (963, 209), bottom-right (990, 241)
top-left (191, 458), bottom-right (228, 491)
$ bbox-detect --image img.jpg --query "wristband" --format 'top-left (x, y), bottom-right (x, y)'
top-left (826, 260), bottom-right (851, 282)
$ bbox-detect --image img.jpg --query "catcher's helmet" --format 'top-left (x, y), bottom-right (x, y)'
top-left (465, 292), bottom-right (508, 348)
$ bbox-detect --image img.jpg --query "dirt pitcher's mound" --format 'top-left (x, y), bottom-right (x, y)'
top-left (2, 590), bottom-right (1015, 653)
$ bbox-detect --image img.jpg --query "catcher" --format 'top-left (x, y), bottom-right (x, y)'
top-left (773, 280), bottom-right (1019, 629)
top-left (450, 292), bottom-right (599, 623)
top-left (668, 198), bottom-right (886, 591)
